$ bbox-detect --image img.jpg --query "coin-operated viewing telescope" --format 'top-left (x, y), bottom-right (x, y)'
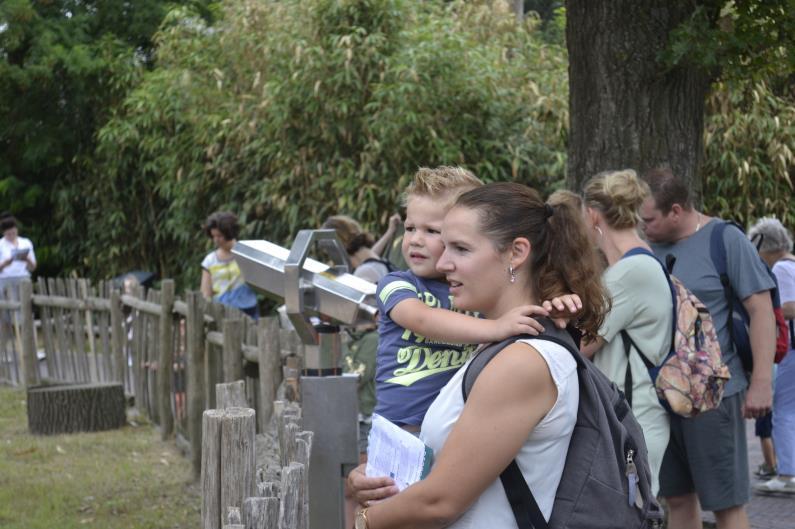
top-left (233, 229), bottom-right (376, 529)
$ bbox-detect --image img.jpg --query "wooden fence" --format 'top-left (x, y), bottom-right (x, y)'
top-left (0, 277), bottom-right (306, 479)
top-left (202, 382), bottom-right (313, 529)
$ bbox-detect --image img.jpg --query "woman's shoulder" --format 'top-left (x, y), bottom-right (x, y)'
top-left (773, 257), bottom-right (795, 274)
top-left (513, 338), bottom-right (577, 377)
top-left (606, 253), bottom-right (664, 286)
top-left (471, 340), bottom-right (560, 402)
top-left (355, 259), bottom-right (390, 283)
top-left (201, 250), bottom-right (218, 268)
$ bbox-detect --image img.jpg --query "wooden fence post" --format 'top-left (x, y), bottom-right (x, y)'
top-left (158, 279), bottom-right (176, 439)
top-left (187, 290), bottom-right (207, 480)
top-left (216, 380), bottom-right (247, 409)
top-left (78, 278), bottom-right (98, 381)
top-left (243, 496), bottom-right (278, 529)
top-left (257, 317), bottom-right (281, 431)
top-left (110, 289), bottom-right (125, 383)
top-left (220, 408), bottom-right (256, 529)
top-left (223, 318), bottom-right (243, 383)
top-left (202, 409), bottom-right (225, 529)
top-left (278, 462), bottom-right (305, 529)
top-left (19, 280), bottom-right (38, 388)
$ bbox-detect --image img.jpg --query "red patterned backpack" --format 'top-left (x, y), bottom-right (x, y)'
top-left (620, 248), bottom-right (731, 418)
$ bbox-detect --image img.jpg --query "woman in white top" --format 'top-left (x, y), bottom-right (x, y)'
top-left (749, 217), bottom-right (795, 494)
top-left (573, 169), bottom-right (673, 496)
top-left (200, 211), bottom-right (258, 318)
top-left (0, 214), bottom-right (36, 286)
top-left (348, 182), bottom-right (609, 529)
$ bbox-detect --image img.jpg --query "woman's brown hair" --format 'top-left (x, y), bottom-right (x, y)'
top-left (455, 182), bottom-right (609, 340)
top-left (321, 215), bottom-right (375, 255)
top-left (203, 211), bottom-right (240, 241)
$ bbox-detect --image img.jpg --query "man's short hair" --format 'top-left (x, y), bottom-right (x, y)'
top-left (642, 166), bottom-right (692, 214)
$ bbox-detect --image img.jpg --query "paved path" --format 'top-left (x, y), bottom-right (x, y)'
top-left (701, 420), bottom-right (794, 528)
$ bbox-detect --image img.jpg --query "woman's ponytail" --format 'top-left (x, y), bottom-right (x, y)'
top-left (543, 196), bottom-right (610, 339)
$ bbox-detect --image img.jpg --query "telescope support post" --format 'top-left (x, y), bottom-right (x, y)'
top-left (301, 375), bottom-right (359, 529)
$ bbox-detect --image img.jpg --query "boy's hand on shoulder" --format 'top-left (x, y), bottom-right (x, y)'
top-left (491, 305), bottom-right (549, 340)
top-left (541, 294), bottom-right (582, 329)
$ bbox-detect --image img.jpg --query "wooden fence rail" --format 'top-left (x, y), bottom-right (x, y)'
top-left (1, 277), bottom-right (301, 481)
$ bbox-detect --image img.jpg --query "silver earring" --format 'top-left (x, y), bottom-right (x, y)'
top-left (509, 265), bottom-right (517, 284)
top-left (595, 226), bottom-right (604, 237)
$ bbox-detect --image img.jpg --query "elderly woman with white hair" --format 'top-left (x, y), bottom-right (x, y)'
top-left (748, 217), bottom-right (795, 494)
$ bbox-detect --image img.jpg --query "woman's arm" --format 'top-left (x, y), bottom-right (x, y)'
top-left (363, 342), bottom-right (558, 528)
top-left (25, 247), bottom-right (36, 272)
top-left (372, 214), bottom-right (402, 258)
top-left (200, 270), bottom-right (213, 300)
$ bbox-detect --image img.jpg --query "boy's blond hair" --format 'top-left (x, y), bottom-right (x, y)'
top-left (403, 166), bottom-right (483, 209)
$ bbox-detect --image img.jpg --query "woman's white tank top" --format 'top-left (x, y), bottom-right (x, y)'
top-left (420, 338), bottom-right (579, 529)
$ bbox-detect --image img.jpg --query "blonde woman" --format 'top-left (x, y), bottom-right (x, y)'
top-left (573, 169), bottom-right (673, 496)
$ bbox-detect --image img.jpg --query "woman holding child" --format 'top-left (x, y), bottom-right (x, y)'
top-left (350, 181), bottom-right (608, 528)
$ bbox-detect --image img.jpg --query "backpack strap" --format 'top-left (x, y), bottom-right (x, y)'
top-left (620, 330), bottom-right (656, 409)
top-left (621, 247), bottom-right (677, 347)
top-left (361, 257), bottom-right (397, 273)
top-left (499, 462), bottom-right (549, 529)
top-left (460, 319), bottom-right (580, 529)
top-left (710, 221), bottom-right (742, 345)
top-left (461, 322), bottom-right (583, 400)
top-left (780, 259), bottom-right (795, 348)
top-left (790, 320), bottom-right (795, 349)
top-left (619, 247), bottom-right (676, 409)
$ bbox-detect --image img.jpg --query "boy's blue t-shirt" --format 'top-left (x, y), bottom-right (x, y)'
top-left (374, 270), bottom-right (477, 426)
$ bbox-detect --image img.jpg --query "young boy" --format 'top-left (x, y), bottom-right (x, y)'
top-left (373, 167), bottom-right (552, 429)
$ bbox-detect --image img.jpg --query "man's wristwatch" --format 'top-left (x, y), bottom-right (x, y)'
top-left (355, 507), bottom-right (370, 529)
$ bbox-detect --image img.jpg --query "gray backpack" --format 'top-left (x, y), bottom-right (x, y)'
top-left (462, 320), bottom-right (664, 529)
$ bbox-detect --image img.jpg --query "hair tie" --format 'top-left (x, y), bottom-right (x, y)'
top-left (544, 203), bottom-right (555, 219)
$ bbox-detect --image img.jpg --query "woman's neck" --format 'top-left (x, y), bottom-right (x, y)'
top-left (483, 284), bottom-right (537, 321)
top-left (763, 250), bottom-right (791, 268)
top-left (599, 227), bottom-right (648, 266)
top-left (216, 242), bottom-right (235, 258)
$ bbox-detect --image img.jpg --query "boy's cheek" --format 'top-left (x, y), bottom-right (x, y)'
top-left (415, 262), bottom-right (446, 280)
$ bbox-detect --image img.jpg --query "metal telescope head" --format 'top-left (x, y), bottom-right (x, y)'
top-left (232, 229), bottom-right (378, 346)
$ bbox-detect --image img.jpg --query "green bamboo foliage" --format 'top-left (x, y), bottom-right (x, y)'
top-left (703, 80), bottom-right (795, 229)
top-left (58, 0), bottom-right (569, 287)
top-left (55, 0), bottom-right (795, 290)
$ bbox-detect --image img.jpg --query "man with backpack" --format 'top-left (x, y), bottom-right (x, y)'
top-left (640, 168), bottom-right (776, 529)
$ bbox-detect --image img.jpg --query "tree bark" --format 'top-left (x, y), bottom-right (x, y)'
top-left (27, 383), bottom-right (126, 435)
top-left (566, 1), bottom-right (715, 203)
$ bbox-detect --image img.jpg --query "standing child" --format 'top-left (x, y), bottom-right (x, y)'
top-left (374, 167), bottom-right (573, 430)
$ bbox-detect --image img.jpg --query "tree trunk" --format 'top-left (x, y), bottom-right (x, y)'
top-left (27, 383), bottom-right (126, 435)
top-left (513, 0), bottom-right (524, 23)
top-left (566, 1), bottom-right (715, 203)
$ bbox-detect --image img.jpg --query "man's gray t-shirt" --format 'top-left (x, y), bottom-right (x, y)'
top-left (651, 219), bottom-right (775, 397)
